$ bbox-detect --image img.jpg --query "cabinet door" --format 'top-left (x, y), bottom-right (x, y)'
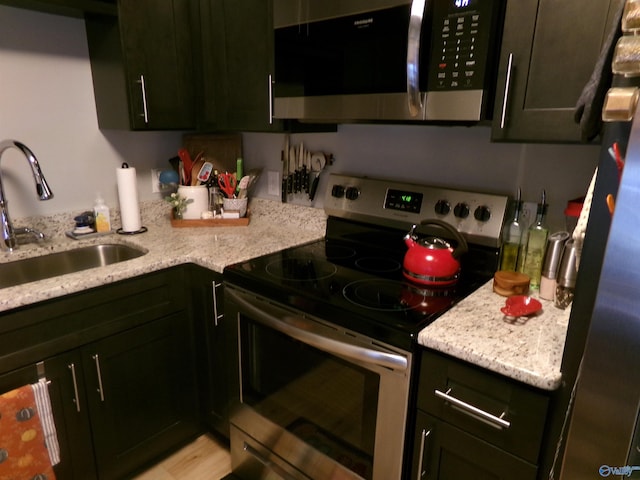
top-left (189, 265), bottom-right (231, 438)
top-left (412, 411), bottom-right (537, 480)
top-left (199, 0), bottom-right (280, 132)
top-left (118, 0), bottom-right (195, 130)
top-left (0, 355), bottom-right (97, 480)
top-left (86, 0), bottom-right (196, 130)
top-left (82, 314), bottom-right (200, 480)
top-left (491, 0), bottom-right (622, 143)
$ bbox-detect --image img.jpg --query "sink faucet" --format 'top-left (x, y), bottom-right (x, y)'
top-left (0, 140), bottom-right (54, 252)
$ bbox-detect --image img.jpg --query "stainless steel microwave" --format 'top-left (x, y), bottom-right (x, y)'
top-left (272, 0), bottom-right (505, 123)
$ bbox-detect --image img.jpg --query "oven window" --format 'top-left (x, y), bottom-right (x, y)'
top-left (241, 319), bottom-right (379, 479)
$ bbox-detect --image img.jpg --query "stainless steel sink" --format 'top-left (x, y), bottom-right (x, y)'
top-left (0, 243), bottom-right (147, 289)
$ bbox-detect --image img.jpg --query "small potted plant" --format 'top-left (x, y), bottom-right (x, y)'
top-left (164, 192), bottom-right (193, 220)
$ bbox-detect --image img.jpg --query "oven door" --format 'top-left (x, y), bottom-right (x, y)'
top-left (226, 286), bottom-right (412, 480)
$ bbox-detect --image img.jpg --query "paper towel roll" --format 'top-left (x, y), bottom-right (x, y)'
top-left (116, 164), bottom-right (142, 232)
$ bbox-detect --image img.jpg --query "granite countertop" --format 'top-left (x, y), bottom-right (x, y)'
top-left (2, 201), bottom-right (570, 391)
top-left (0, 198), bottom-right (326, 313)
top-left (418, 280), bottom-right (571, 391)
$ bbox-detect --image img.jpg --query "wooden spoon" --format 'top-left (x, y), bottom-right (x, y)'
top-left (190, 157), bottom-right (206, 186)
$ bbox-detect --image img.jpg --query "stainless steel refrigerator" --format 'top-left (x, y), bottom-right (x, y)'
top-left (559, 5), bottom-right (640, 475)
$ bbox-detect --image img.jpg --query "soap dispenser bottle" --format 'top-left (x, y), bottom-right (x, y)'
top-left (519, 190), bottom-right (549, 289)
top-left (94, 193), bottom-right (111, 233)
top-left (498, 188), bottom-right (523, 271)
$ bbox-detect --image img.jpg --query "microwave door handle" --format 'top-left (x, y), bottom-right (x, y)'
top-left (407, 0), bottom-right (427, 117)
top-left (228, 288), bottom-right (408, 372)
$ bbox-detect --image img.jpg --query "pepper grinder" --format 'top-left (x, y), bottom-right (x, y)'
top-left (555, 239), bottom-right (579, 309)
top-left (539, 231), bottom-right (570, 300)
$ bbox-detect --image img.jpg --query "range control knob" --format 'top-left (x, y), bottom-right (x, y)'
top-left (434, 200), bottom-right (451, 216)
top-left (345, 186), bottom-right (360, 200)
top-left (474, 205), bottom-right (491, 222)
top-left (331, 184), bottom-right (345, 198)
top-left (454, 202), bottom-right (470, 219)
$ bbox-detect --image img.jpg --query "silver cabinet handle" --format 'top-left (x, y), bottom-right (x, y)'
top-left (212, 281), bottom-right (224, 327)
top-left (243, 442), bottom-right (295, 480)
top-left (416, 428), bottom-right (432, 480)
top-left (68, 363), bottom-right (81, 413)
top-left (435, 388), bottom-right (511, 429)
top-left (137, 74), bottom-right (149, 124)
top-left (92, 354), bottom-right (105, 402)
top-left (407, 0), bottom-right (427, 117)
top-left (268, 74), bottom-right (274, 125)
top-left (499, 53), bottom-right (514, 129)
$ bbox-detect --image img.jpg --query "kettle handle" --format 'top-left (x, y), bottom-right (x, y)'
top-left (413, 219), bottom-right (469, 260)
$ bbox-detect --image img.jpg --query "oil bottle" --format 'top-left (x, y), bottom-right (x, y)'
top-left (519, 190), bottom-right (549, 290)
top-left (498, 188), bottom-right (523, 271)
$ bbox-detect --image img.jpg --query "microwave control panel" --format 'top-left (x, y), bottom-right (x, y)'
top-left (427, 0), bottom-right (504, 92)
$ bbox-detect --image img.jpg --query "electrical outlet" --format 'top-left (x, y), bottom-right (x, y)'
top-left (267, 170), bottom-right (280, 196)
top-left (151, 169), bottom-right (162, 193)
top-left (520, 201), bottom-right (537, 228)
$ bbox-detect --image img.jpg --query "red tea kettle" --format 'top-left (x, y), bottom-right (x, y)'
top-left (403, 219), bottom-right (468, 286)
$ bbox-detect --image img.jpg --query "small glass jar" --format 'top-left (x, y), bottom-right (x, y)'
top-left (209, 186), bottom-right (224, 216)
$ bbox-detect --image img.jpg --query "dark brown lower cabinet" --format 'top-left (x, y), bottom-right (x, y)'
top-left (188, 265), bottom-right (233, 439)
top-left (411, 349), bottom-right (551, 480)
top-left (0, 268), bottom-right (201, 480)
top-left (412, 411), bottom-right (537, 480)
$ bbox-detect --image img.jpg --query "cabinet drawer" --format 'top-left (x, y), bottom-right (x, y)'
top-left (417, 350), bottom-right (549, 463)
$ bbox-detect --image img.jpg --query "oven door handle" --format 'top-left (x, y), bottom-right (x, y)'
top-left (228, 288), bottom-right (409, 372)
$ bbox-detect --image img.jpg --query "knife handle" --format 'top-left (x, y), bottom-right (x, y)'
top-left (309, 174), bottom-right (320, 201)
top-left (282, 175), bottom-right (288, 202)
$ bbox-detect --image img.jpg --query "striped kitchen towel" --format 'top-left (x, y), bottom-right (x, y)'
top-left (0, 378), bottom-right (60, 480)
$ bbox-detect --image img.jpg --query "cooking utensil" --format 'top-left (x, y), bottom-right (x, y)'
top-left (218, 172), bottom-right (237, 198)
top-left (190, 156), bottom-right (206, 186)
top-left (309, 152), bottom-right (327, 201)
top-left (402, 219), bottom-right (468, 286)
top-left (178, 148), bottom-right (193, 185)
top-left (237, 175), bottom-right (251, 199)
top-left (196, 161), bottom-right (214, 184)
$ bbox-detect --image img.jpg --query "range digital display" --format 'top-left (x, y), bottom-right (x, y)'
top-left (453, 0), bottom-right (476, 8)
top-left (384, 189), bottom-right (423, 214)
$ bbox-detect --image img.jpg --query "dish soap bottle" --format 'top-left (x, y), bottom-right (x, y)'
top-left (519, 190), bottom-right (549, 290)
top-left (94, 193), bottom-right (111, 233)
top-left (499, 188), bottom-right (523, 271)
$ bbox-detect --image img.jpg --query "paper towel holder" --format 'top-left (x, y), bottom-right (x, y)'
top-left (117, 163), bottom-right (147, 235)
top-left (117, 226), bottom-right (148, 235)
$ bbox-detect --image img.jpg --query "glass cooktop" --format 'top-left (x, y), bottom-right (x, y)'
top-left (224, 232), bottom-right (496, 351)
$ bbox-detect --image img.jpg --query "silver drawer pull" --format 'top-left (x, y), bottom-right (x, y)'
top-left (416, 428), bottom-right (432, 480)
top-left (68, 363), bottom-right (81, 413)
top-left (92, 354), bottom-right (105, 402)
top-left (434, 388), bottom-right (511, 430)
top-left (212, 281), bottom-right (224, 327)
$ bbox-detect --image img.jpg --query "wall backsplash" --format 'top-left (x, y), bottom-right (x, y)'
top-left (1, 4), bottom-right (600, 234)
top-left (243, 126), bottom-right (600, 232)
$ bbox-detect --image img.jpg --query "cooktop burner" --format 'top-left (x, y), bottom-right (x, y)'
top-left (343, 279), bottom-right (454, 312)
top-left (265, 256), bottom-right (338, 282)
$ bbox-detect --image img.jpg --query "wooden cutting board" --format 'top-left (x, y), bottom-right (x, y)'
top-left (182, 133), bottom-right (242, 175)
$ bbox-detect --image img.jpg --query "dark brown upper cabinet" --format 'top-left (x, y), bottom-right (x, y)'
top-left (491, 0), bottom-right (624, 143)
top-left (85, 0), bottom-right (196, 130)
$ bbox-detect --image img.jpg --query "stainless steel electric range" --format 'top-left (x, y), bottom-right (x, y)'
top-left (223, 173), bottom-right (509, 480)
